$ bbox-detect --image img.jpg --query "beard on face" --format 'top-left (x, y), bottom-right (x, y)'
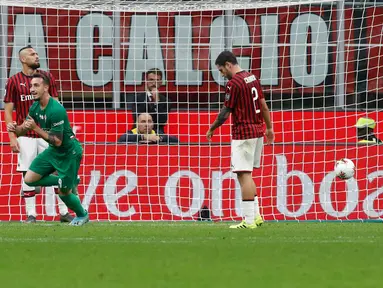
top-left (29, 63), bottom-right (40, 70)
top-left (31, 92), bottom-right (40, 101)
top-left (149, 83), bottom-right (157, 89)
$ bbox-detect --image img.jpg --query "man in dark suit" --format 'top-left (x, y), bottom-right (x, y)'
top-left (132, 68), bottom-right (172, 135)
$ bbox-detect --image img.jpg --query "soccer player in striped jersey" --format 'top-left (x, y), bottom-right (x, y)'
top-left (207, 51), bottom-right (274, 229)
top-left (3, 45), bottom-right (73, 223)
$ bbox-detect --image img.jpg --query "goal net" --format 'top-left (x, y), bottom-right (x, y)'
top-left (0, 0), bottom-right (382, 222)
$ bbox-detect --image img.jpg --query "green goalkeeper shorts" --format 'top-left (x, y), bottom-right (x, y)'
top-left (29, 140), bottom-right (83, 190)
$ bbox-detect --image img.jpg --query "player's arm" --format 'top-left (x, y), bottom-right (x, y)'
top-left (45, 109), bottom-right (65, 147)
top-left (207, 83), bottom-right (236, 140)
top-left (4, 81), bottom-right (23, 151)
top-left (4, 102), bottom-right (28, 140)
top-left (259, 98), bottom-right (272, 130)
top-left (3, 80), bottom-right (16, 136)
top-left (34, 126), bottom-right (63, 147)
top-left (4, 102), bottom-right (17, 139)
top-left (11, 103), bottom-right (37, 137)
top-left (259, 98), bottom-right (274, 144)
top-left (12, 121), bottom-right (29, 137)
top-left (208, 105), bottom-right (232, 132)
top-left (8, 116), bottom-right (30, 137)
top-left (25, 111), bottom-right (64, 146)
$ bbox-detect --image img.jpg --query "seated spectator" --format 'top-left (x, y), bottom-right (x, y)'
top-left (118, 113), bottom-right (178, 144)
top-left (355, 117), bottom-right (382, 144)
top-left (132, 68), bottom-right (173, 136)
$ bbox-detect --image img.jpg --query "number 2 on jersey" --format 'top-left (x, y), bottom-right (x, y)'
top-left (251, 87), bottom-right (261, 114)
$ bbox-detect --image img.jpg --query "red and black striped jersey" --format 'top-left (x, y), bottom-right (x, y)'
top-left (3, 70), bottom-right (58, 138)
top-left (224, 70), bottom-right (265, 140)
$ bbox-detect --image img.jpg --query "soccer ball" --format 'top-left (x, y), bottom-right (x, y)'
top-left (334, 158), bottom-right (355, 180)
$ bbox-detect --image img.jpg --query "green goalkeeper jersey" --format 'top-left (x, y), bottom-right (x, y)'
top-left (28, 97), bottom-right (76, 156)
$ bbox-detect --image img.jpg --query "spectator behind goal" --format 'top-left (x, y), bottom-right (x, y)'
top-left (355, 117), bottom-right (382, 144)
top-left (118, 113), bottom-right (178, 144)
top-left (132, 68), bottom-right (174, 136)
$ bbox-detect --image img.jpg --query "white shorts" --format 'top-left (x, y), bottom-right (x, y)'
top-left (231, 137), bottom-right (264, 173)
top-left (17, 137), bottom-right (48, 172)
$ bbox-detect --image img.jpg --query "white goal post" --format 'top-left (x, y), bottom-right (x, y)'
top-left (0, 0), bottom-right (382, 222)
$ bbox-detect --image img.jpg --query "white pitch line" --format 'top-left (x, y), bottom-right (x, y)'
top-left (0, 236), bottom-right (380, 244)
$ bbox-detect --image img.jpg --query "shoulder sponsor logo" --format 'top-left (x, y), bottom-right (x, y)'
top-left (244, 75), bottom-right (256, 84)
top-left (53, 120), bottom-right (64, 127)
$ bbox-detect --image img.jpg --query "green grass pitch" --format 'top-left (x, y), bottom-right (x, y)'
top-left (0, 222), bottom-right (382, 288)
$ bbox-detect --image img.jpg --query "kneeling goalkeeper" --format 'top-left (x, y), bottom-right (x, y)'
top-left (7, 73), bottom-right (88, 226)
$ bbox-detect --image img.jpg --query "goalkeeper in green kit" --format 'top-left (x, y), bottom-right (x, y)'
top-left (7, 73), bottom-right (89, 226)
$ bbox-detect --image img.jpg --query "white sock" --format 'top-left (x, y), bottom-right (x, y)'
top-left (254, 196), bottom-right (260, 218)
top-left (56, 194), bottom-right (69, 215)
top-left (242, 200), bottom-right (255, 225)
top-left (25, 196), bottom-right (36, 217)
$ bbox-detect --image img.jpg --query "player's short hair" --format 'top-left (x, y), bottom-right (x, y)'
top-left (215, 51), bottom-right (238, 66)
top-left (146, 68), bottom-right (163, 79)
top-left (32, 73), bottom-right (50, 86)
top-left (19, 45), bottom-right (34, 54)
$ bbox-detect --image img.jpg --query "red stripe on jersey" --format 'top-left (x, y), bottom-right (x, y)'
top-left (224, 71), bottom-right (265, 140)
top-left (3, 70), bottom-right (59, 138)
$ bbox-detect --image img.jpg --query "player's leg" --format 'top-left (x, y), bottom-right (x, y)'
top-left (25, 148), bottom-right (85, 224)
top-left (24, 150), bottom-right (58, 187)
top-left (253, 137), bottom-right (264, 226)
top-left (229, 139), bottom-right (257, 229)
top-left (37, 139), bottom-right (73, 222)
top-left (236, 172), bottom-right (256, 226)
top-left (21, 172), bottom-right (36, 223)
top-left (54, 143), bottom-right (88, 226)
top-left (22, 150), bottom-right (58, 222)
top-left (17, 137), bottom-right (38, 223)
top-left (53, 171), bottom-right (74, 223)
